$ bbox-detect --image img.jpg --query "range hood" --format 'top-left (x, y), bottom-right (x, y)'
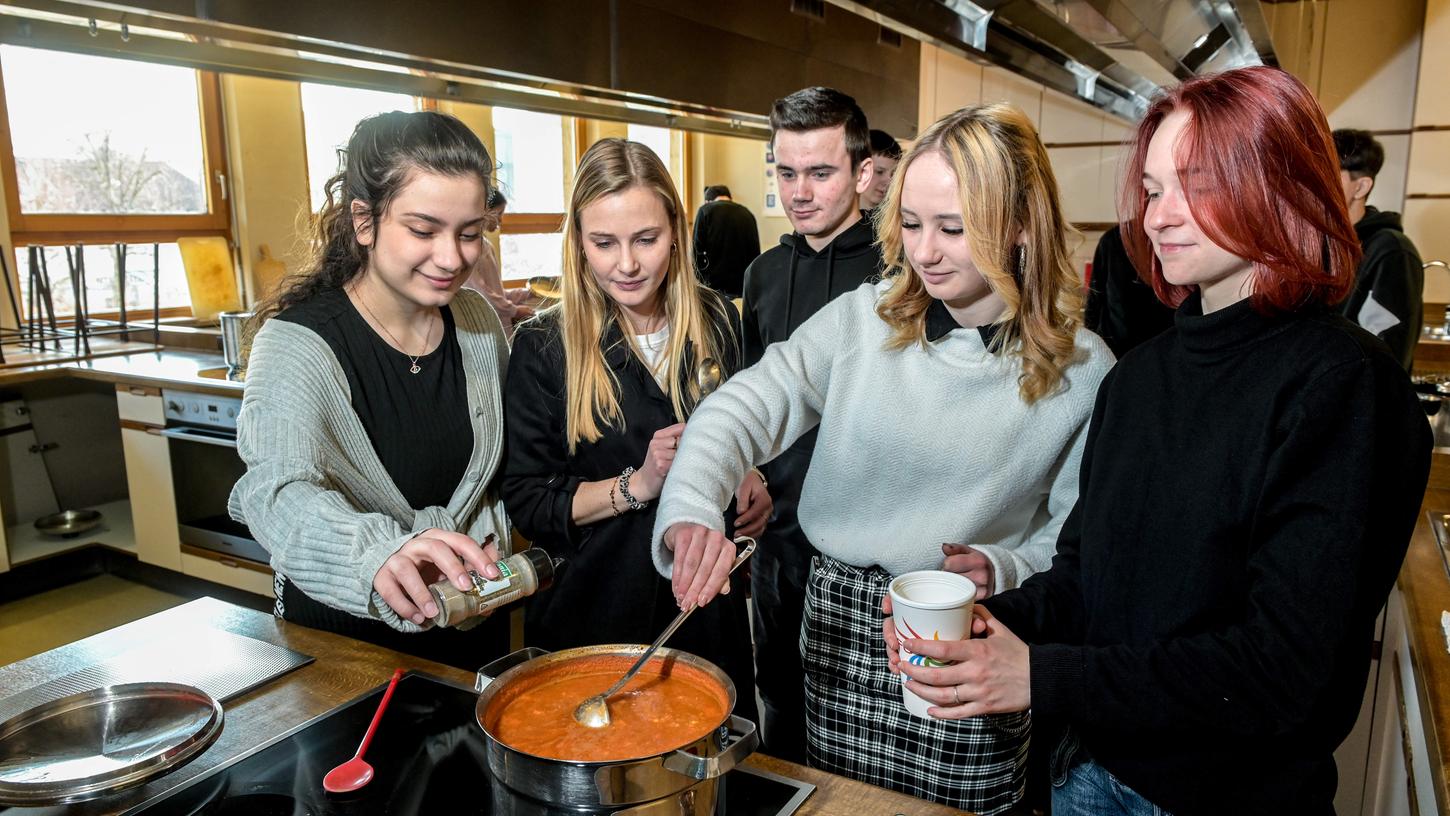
top-left (834, 0), bottom-right (1279, 119)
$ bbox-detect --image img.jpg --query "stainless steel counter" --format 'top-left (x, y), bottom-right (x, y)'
top-left (0, 350), bottom-right (241, 396)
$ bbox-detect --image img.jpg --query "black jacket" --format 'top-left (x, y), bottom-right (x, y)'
top-left (740, 214), bottom-right (884, 369)
top-left (1084, 225), bottom-right (1175, 358)
top-left (501, 296), bottom-right (756, 719)
top-left (692, 199), bottom-right (760, 299)
top-left (985, 294), bottom-right (1430, 815)
top-left (1340, 207), bottom-right (1424, 371)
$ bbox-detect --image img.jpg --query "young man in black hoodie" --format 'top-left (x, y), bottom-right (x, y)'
top-left (740, 86), bottom-right (882, 763)
top-left (1335, 128), bottom-right (1425, 371)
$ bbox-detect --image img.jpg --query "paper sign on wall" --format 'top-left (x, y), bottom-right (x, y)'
top-left (763, 144), bottom-right (784, 217)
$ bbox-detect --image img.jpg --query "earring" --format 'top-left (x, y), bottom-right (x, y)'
top-left (1015, 245), bottom-right (1026, 281)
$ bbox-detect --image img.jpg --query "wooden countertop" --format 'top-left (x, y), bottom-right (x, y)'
top-left (0, 598), bottom-right (963, 815)
top-left (1397, 483), bottom-right (1450, 811)
top-left (0, 349), bottom-right (241, 396)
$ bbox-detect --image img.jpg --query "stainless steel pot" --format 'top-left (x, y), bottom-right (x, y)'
top-left (1412, 378), bottom-right (1450, 448)
top-left (474, 645), bottom-right (758, 808)
top-left (218, 310), bottom-right (252, 373)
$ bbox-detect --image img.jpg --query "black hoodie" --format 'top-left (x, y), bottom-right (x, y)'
top-left (740, 214), bottom-right (884, 368)
top-left (1340, 206), bottom-right (1424, 371)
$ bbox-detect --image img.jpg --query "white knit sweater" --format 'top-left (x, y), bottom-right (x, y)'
top-left (652, 280), bottom-right (1114, 592)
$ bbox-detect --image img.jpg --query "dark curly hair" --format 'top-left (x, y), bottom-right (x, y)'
top-left (253, 110), bottom-right (493, 327)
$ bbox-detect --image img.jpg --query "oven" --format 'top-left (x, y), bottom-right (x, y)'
top-left (159, 388), bottom-right (266, 565)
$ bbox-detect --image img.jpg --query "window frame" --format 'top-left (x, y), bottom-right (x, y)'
top-left (0, 57), bottom-right (232, 247)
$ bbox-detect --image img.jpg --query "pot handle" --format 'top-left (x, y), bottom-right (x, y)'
top-left (474, 646), bottom-right (551, 692)
top-left (661, 715), bottom-right (759, 780)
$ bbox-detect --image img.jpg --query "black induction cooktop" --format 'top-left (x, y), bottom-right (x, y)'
top-left (98, 673), bottom-right (811, 815)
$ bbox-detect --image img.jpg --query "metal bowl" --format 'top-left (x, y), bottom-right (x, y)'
top-left (525, 276), bottom-right (562, 301)
top-left (33, 510), bottom-right (102, 539)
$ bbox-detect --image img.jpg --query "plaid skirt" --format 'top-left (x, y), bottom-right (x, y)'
top-left (803, 556), bottom-right (1029, 815)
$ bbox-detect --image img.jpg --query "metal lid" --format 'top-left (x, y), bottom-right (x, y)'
top-left (0, 682), bottom-right (223, 806)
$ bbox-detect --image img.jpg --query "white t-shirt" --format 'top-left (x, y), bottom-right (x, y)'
top-left (635, 324), bottom-right (672, 385)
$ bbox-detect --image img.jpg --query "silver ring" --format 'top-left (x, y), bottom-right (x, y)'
top-left (952, 685), bottom-right (961, 706)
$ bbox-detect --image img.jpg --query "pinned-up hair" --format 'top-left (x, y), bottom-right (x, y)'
top-left (255, 110), bottom-right (493, 326)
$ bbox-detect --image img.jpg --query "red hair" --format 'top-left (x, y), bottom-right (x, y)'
top-left (1119, 66), bottom-right (1359, 312)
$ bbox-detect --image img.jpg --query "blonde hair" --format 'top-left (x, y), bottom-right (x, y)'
top-left (874, 104), bottom-right (1083, 404)
top-left (558, 138), bottom-right (733, 451)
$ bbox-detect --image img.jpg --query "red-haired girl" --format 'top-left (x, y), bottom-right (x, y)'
top-left (890, 66), bottom-right (1431, 815)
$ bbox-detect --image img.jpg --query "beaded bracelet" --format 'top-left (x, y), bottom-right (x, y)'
top-left (608, 482), bottom-right (623, 517)
top-left (618, 466), bottom-right (647, 511)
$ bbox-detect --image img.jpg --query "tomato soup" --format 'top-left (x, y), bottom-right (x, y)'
top-left (486, 654), bottom-right (729, 762)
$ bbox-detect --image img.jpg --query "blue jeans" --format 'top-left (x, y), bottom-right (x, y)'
top-left (1052, 759), bottom-right (1173, 816)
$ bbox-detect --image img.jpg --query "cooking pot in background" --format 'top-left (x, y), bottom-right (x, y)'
top-left (1411, 376), bottom-right (1450, 448)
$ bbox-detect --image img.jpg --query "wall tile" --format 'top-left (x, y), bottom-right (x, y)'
top-left (1039, 87), bottom-right (1104, 144)
top-left (1404, 199), bottom-right (1450, 271)
top-left (981, 65), bottom-right (1042, 127)
top-left (1408, 131), bottom-right (1450, 195)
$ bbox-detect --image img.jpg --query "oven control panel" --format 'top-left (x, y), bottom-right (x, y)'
top-left (162, 388), bottom-right (243, 431)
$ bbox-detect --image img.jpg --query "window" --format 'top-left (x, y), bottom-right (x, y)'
top-left (492, 107), bottom-right (565, 214)
top-left (499, 234), bottom-right (565, 283)
top-left (0, 45), bottom-right (229, 243)
top-left (627, 124), bottom-right (672, 168)
top-left (301, 83), bottom-right (418, 212)
top-left (492, 107), bottom-right (568, 282)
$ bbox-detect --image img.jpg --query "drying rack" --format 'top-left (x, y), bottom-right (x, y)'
top-left (0, 242), bottom-right (165, 365)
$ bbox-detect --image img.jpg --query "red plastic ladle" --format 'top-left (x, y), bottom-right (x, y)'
top-left (323, 667), bottom-right (404, 794)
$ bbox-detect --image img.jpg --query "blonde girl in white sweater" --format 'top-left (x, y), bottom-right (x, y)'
top-left (651, 104), bottom-right (1114, 813)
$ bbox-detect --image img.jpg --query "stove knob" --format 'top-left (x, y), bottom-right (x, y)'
top-left (166, 400), bottom-right (182, 415)
top-left (227, 407), bottom-right (236, 419)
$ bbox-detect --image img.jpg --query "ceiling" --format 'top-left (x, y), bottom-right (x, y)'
top-left (832, 0), bottom-right (1279, 119)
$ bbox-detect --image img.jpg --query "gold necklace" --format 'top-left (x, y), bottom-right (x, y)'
top-left (352, 287), bottom-right (437, 374)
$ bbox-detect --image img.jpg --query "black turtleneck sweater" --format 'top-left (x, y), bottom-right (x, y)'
top-left (983, 293), bottom-right (1431, 815)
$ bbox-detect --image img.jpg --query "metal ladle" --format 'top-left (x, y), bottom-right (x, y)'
top-left (573, 537), bottom-right (756, 728)
top-left (695, 357), bottom-right (723, 397)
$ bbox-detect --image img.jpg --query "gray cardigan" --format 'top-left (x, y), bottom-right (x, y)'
top-left (228, 288), bottom-right (511, 632)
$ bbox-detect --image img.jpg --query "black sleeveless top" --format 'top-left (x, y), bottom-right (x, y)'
top-left (275, 287), bottom-right (472, 510)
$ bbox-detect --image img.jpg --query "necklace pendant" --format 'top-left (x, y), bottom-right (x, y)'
top-left (409, 363), bottom-right (421, 374)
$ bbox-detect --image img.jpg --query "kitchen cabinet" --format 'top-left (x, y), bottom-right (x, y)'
top-left (116, 384), bottom-right (272, 597)
top-left (1366, 586), bottom-right (1439, 816)
top-left (180, 545), bottom-right (274, 598)
top-left (117, 385), bottom-right (183, 572)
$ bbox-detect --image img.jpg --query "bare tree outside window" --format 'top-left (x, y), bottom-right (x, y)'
top-left (2, 45), bottom-right (208, 217)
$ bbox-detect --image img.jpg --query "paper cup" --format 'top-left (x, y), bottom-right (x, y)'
top-left (889, 570), bottom-right (975, 719)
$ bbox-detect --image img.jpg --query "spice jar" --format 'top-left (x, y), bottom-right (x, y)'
top-left (428, 548), bottom-right (560, 628)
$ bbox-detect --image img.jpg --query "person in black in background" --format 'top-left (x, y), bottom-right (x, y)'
top-left (739, 85), bottom-right (881, 763)
top-left (862, 128), bottom-right (902, 213)
top-left (1334, 128), bottom-right (1425, 371)
top-left (691, 184), bottom-right (760, 299)
top-left (1084, 223), bottom-right (1175, 357)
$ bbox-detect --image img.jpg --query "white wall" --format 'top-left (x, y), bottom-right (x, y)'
top-left (918, 44), bottom-right (1132, 280)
